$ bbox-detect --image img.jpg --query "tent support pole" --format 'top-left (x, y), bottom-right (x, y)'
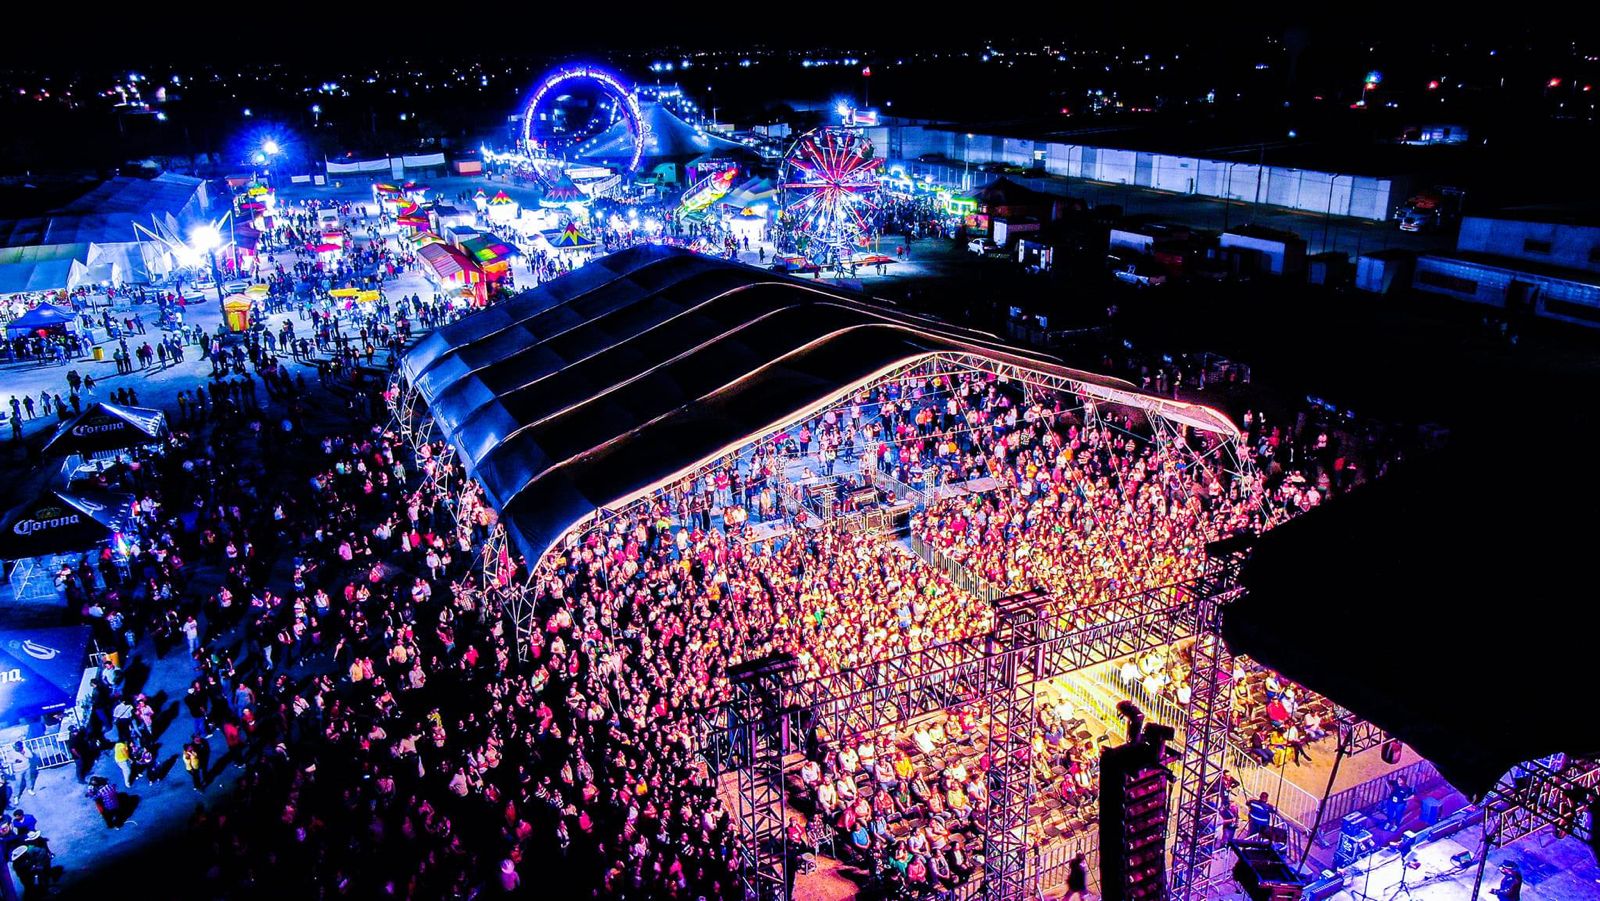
top-left (1467, 811), bottom-right (1497, 901)
top-left (1298, 728), bottom-right (1352, 869)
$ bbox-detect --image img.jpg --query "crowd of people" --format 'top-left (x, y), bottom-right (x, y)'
top-left (0, 173), bottom-right (1427, 901)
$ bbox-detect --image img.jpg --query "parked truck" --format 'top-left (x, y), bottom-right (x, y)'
top-left (1394, 186), bottom-right (1464, 232)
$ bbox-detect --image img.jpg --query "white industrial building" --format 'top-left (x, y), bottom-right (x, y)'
top-left (1412, 212), bottom-right (1600, 327)
top-left (863, 124), bottom-right (1406, 222)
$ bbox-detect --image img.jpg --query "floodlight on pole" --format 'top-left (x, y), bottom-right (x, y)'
top-left (189, 225), bottom-right (225, 302)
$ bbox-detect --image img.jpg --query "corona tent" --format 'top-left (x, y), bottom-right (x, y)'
top-left (43, 402), bottom-right (167, 456)
top-left (0, 487), bottom-right (137, 605)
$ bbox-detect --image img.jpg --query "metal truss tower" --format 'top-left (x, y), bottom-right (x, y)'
top-left (1169, 546), bottom-right (1248, 901)
top-left (983, 590), bottom-right (1053, 901)
top-left (729, 653), bottom-right (800, 901)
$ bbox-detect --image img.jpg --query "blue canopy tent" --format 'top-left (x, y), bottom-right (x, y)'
top-left (5, 302), bottom-right (78, 337)
top-left (0, 626), bottom-right (91, 721)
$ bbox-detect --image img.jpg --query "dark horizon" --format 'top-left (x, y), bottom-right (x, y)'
top-left (2, 10), bottom-right (1584, 65)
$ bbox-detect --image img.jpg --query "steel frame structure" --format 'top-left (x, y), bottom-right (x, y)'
top-left (730, 654), bottom-right (800, 901)
top-left (1168, 551), bottom-right (1247, 901)
top-left (983, 590), bottom-right (1054, 901)
top-left (701, 573), bottom-right (1228, 901)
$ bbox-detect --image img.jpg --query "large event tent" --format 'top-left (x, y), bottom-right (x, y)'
top-left (399, 245), bottom-right (1235, 566)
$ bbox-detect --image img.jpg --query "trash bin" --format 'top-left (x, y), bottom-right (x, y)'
top-left (92, 345), bottom-right (105, 362)
top-left (1420, 795), bottom-right (1443, 826)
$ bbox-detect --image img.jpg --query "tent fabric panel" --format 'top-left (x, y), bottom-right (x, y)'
top-left (458, 289), bottom-right (812, 460)
top-left (0, 626), bottom-right (93, 720)
top-left (414, 257), bottom-right (737, 407)
top-left (1224, 443), bottom-right (1600, 799)
top-left (443, 280), bottom-right (833, 468)
top-left (465, 298), bottom-right (886, 474)
top-left (402, 245), bottom-right (686, 384)
top-left (498, 328), bottom-right (947, 559)
top-left (455, 271), bottom-right (759, 400)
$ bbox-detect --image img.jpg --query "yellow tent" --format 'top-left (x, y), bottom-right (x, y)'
top-left (222, 297), bottom-right (254, 331)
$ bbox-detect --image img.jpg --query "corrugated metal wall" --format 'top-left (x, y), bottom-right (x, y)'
top-left (877, 125), bottom-right (1397, 221)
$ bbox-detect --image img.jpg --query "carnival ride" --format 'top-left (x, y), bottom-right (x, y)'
top-left (777, 127), bottom-right (883, 261)
top-left (679, 167), bottom-right (737, 216)
top-left (518, 64), bottom-right (648, 173)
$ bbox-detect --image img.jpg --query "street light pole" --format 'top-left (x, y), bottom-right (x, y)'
top-left (964, 133), bottom-right (974, 191)
top-left (207, 249), bottom-right (224, 303)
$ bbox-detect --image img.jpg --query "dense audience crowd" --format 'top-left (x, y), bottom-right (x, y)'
top-left (0, 182), bottom-right (1415, 900)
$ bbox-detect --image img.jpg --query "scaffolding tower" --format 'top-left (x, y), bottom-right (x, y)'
top-left (984, 590), bottom-right (1054, 901)
top-left (730, 653), bottom-right (800, 901)
top-left (1169, 543), bottom-right (1249, 901)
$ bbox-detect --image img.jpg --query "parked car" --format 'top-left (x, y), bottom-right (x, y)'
top-left (968, 238), bottom-right (998, 254)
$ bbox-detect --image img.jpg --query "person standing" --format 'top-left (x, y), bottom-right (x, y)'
top-left (183, 743), bottom-right (205, 791)
top-left (1490, 862), bottom-right (1522, 900)
top-left (6, 746), bottom-right (35, 798)
top-left (1384, 777), bottom-right (1414, 831)
top-left (1246, 791), bottom-right (1275, 838)
top-left (112, 741), bottom-right (133, 788)
top-left (67, 727), bottom-right (96, 784)
top-left (1065, 853), bottom-right (1088, 901)
top-left (0, 825), bottom-right (18, 901)
top-left (185, 681), bottom-right (211, 739)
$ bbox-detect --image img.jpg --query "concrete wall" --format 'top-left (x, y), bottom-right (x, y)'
top-left (878, 124), bottom-right (1401, 221)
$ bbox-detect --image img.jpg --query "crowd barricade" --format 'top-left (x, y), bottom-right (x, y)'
top-left (1055, 676), bottom-right (1122, 735)
top-left (1312, 758), bottom-right (1445, 843)
top-left (0, 726), bottom-right (76, 775)
top-left (1230, 746), bottom-right (1324, 835)
top-left (909, 535), bottom-right (1004, 604)
top-left (1035, 834), bottom-right (1100, 895)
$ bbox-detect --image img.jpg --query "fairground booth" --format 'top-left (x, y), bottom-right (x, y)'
top-left (537, 221), bottom-right (599, 263)
top-left (458, 235), bottom-right (519, 285)
top-left (485, 191), bottom-right (520, 225)
top-left (417, 242), bottom-right (486, 306)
